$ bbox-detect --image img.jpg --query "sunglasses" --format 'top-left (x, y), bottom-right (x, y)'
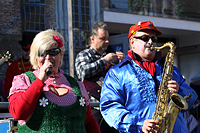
top-left (38, 48), bottom-right (61, 57)
top-left (134, 35), bottom-right (157, 43)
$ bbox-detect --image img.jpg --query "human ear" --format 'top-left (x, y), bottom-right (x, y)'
top-left (129, 37), bottom-right (135, 49)
top-left (90, 36), bottom-right (95, 43)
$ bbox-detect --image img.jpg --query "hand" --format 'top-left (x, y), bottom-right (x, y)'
top-left (116, 51), bottom-right (125, 62)
top-left (142, 119), bottom-right (160, 133)
top-left (38, 60), bottom-right (53, 82)
top-left (103, 53), bottom-right (118, 63)
top-left (168, 80), bottom-right (179, 93)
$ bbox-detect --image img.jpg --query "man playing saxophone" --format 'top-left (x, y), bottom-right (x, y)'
top-left (100, 21), bottom-right (198, 133)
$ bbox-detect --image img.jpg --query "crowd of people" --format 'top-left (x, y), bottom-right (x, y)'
top-left (0, 21), bottom-right (199, 133)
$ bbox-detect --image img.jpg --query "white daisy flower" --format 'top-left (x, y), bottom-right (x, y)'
top-left (39, 97), bottom-right (49, 107)
top-left (79, 97), bottom-right (85, 107)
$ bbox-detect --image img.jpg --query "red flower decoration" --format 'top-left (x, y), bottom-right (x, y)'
top-left (53, 36), bottom-right (63, 47)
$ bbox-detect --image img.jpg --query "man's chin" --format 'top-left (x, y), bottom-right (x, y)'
top-left (99, 47), bottom-right (107, 52)
top-left (102, 48), bottom-right (107, 51)
top-left (24, 57), bottom-right (30, 60)
top-left (146, 52), bottom-right (155, 59)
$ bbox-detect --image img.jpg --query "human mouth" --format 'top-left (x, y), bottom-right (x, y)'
top-left (144, 45), bottom-right (155, 51)
top-left (144, 44), bottom-right (150, 48)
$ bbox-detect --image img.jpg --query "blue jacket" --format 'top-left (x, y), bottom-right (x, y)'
top-left (100, 55), bottom-right (198, 133)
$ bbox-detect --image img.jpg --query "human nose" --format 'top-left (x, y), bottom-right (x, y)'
top-left (148, 38), bottom-right (154, 44)
top-left (45, 54), bottom-right (51, 59)
top-left (105, 39), bottom-right (109, 44)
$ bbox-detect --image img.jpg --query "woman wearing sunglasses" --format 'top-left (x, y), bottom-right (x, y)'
top-left (8, 29), bottom-right (100, 133)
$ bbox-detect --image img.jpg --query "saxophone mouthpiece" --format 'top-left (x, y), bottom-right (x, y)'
top-left (145, 45), bottom-right (155, 51)
top-left (150, 46), bottom-right (155, 51)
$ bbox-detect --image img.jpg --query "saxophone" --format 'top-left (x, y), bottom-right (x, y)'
top-left (151, 42), bottom-right (189, 133)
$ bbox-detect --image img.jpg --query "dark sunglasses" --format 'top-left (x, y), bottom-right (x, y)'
top-left (38, 48), bottom-right (61, 57)
top-left (22, 47), bottom-right (30, 52)
top-left (134, 35), bottom-right (157, 43)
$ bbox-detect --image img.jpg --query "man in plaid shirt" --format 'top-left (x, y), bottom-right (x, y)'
top-left (75, 21), bottom-right (124, 133)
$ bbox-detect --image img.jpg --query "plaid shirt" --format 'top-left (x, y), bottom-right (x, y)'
top-left (75, 47), bottom-right (107, 81)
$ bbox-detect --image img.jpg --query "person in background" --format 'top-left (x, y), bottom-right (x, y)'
top-left (75, 21), bottom-right (124, 133)
top-left (183, 82), bottom-right (200, 133)
top-left (4, 32), bottom-right (36, 98)
top-left (8, 29), bottom-right (100, 133)
top-left (100, 21), bottom-right (198, 133)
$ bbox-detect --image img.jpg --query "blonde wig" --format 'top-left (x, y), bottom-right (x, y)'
top-left (30, 29), bottom-right (66, 69)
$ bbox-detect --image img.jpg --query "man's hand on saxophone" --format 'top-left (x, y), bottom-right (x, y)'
top-left (142, 80), bottom-right (179, 133)
top-left (168, 80), bottom-right (179, 93)
top-left (142, 119), bottom-right (160, 133)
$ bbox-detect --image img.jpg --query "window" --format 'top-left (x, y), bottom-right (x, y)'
top-left (23, 0), bottom-right (46, 32)
top-left (110, 0), bottom-right (128, 9)
top-left (72, 0), bottom-right (90, 47)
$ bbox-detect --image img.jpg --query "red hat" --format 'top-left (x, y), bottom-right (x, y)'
top-left (128, 21), bottom-right (162, 38)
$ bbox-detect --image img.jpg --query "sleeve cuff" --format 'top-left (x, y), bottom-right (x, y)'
top-left (35, 77), bottom-right (45, 86)
top-left (101, 58), bottom-right (108, 66)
